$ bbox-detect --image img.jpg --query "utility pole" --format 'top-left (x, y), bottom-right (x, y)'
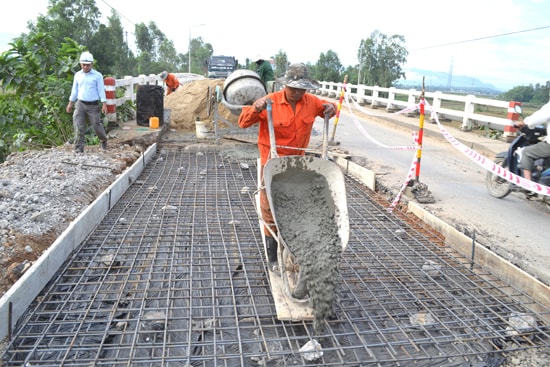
top-left (357, 44), bottom-right (363, 85)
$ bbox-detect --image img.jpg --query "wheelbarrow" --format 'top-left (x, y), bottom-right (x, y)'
top-left (261, 99), bottom-right (349, 306)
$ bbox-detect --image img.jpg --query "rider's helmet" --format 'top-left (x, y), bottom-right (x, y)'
top-left (159, 71), bottom-right (168, 80)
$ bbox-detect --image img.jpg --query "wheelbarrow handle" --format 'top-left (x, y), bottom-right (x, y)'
top-left (322, 111), bottom-right (330, 160)
top-left (266, 98), bottom-right (278, 158)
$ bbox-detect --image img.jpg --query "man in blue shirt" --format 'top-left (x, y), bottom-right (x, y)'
top-left (66, 52), bottom-right (108, 153)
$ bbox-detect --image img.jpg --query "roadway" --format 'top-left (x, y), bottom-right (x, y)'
top-left (310, 100), bottom-right (550, 285)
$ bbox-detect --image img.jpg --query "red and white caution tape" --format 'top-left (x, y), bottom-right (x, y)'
top-left (387, 133), bottom-right (420, 212)
top-left (344, 93), bottom-right (418, 151)
top-left (342, 95), bottom-right (550, 206)
top-left (422, 101), bottom-right (550, 197)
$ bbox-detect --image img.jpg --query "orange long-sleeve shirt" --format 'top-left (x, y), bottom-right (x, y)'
top-left (238, 90), bottom-right (334, 165)
top-left (165, 73), bottom-right (180, 95)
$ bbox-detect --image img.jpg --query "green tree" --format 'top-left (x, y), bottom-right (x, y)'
top-left (500, 85), bottom-right (535, 103)
top-left (134, 22), bottom-right (160, 74)
top-left (28, 1), bottom-right (133, 78)
top-left (342, 65), bottom-right (358, 85)
top-left (90, 9), bottom-right (134, 77)
top-left (531, 82), bottom-right (550, 104)
top-left (0, 33), bottom-right (83, 161)
top-left (311, 50), bottom-right (342, 83)
top-left (358, 30), bottom-right (408, 87)
top-left (273, 50), bottom-right (289, 78)
top-left (188, 37), bottom-right (213, 75)
top-left (31, 0), bottom-right (101, 49)
top-left (158, 39), bottom-right (179, 70)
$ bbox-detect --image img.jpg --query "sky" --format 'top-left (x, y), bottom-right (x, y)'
top-left (1, 0), bottom-right (550, 91)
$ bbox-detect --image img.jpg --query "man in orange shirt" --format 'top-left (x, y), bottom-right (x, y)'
top-left (159, 71), bottom-right (180, 95)
top-left (238, 63), bottom-right (337, 272)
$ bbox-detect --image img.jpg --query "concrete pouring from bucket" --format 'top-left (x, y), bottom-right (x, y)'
top-left (222, 69), bottom-right (266, 116)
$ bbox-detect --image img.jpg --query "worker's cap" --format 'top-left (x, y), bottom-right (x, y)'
top-left (276, 63), bottom-right (320, 90)
top-left (254, 54), bottom-right (268, 63)
top-left (159, 71), bottom-right (168, 80)
top-left (79, 51), bottom-right (94, 64)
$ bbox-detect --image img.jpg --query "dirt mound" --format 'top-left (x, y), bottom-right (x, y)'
top-left (164, 79), bottom-right (239, 131)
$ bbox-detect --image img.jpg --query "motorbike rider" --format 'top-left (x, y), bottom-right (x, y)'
top-left (515, 101), bottom-right (550, 181)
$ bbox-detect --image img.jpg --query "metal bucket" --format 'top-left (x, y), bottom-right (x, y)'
top-left (222, 70), bottom-right (266, 115)
top-left (195, 119), bottom-right (213, 139)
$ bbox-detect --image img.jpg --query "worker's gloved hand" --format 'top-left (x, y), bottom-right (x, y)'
top-left (323, 103), bottom-right (337, 118)
top-left (253, 97), bottom-right (267, 113)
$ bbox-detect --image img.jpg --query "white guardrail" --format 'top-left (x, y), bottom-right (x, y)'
top-left (108, 73), bottom-right (201, 107)
top-left (313, 81), bottom-right (519, 133)
top-left (108, 74), bottom-right (519, 133)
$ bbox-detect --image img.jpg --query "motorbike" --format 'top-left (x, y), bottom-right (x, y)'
top-left (486, 109), bottom-right (550, 199)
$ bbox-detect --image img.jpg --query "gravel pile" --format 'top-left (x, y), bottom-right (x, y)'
top-left (0, 143), bottom-right (145, 295)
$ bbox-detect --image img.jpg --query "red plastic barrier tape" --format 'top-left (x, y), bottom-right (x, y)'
top-left (388, 136), bottom-right (419, 212)
top-left (344, 93), bottom-right (418, 151)
top-left (423, 100), bottom-right (550, 197)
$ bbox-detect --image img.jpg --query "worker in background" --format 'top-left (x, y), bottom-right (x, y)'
top-left (238, 63), bottom-right (336, 273)
top-left (254, 56), bottom-right (275, 92)
top-left (66, 51), bottom-right (108, 153)
top-left (159, 71), bottom-right (180, 96)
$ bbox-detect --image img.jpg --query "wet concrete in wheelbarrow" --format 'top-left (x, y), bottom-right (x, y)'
top-left (271, 166), bottom-right (342, 331)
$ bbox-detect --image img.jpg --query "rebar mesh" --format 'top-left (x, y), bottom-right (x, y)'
top-left (2, 146), bottom-right (549, 367)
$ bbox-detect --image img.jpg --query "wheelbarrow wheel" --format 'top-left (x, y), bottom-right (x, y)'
top-left (281, 247), bottom-right (309, 303)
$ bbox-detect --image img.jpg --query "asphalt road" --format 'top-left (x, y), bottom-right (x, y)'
top-left (310, 102), bottom-right (550, 285)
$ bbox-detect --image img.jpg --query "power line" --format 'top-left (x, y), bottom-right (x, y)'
top-left (411, 25), bottom-right (550, 51)
top-left (99, 0), bottom-right (135, 27)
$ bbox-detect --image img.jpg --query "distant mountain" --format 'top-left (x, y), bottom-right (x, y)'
top-left (395, 68), bottom-right (503, 95)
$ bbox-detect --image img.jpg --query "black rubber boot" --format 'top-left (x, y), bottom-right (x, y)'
top-left (266, 236), bottom-right (278, 271)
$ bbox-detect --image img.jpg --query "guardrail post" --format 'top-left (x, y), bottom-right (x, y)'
top-left (430, 91), bottom-right (442, 122)
top-left (328, 82), bottom-right (337, 98)
top-left (104, 77), bottom-right (116, 124)
top-left (504, 101), bottom-right (521, 140)
top-left (357, 85), bottom-right (366, 105)
top-left (406, 89), bottom-right (417, 117)
top-left (323, 81), bottom-right (330, 96)
top-left (371, 86), bottom-right (380, 108)
top-left (387, 87), bottom-right (397, 111)
top-left (124, 76), bottom-right (135, 104)
top-left (461, 94), bottom-right (475, 131)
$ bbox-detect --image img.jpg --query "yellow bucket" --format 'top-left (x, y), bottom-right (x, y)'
top-left (149, 116), bottom-right (159, 129)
